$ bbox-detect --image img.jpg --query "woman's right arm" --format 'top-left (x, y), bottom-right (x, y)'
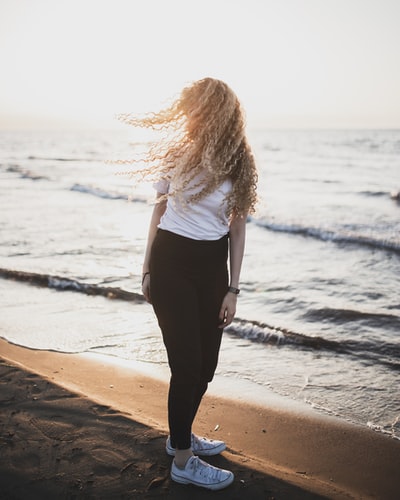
top-left (141, 192), bottom-right (167, 303)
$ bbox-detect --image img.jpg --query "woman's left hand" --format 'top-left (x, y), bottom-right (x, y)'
top-left (142, 274), bottom-right (151, 304)
top-left (218, 292), bottom-right (237, 328)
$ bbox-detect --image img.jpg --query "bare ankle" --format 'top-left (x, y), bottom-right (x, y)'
top-left (174, 448), bottom-right (193, 469)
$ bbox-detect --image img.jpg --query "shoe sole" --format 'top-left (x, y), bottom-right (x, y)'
top-left (171, 470), bottom-right (234, 490)
top-left (166, 442), bottom-right (226, 457)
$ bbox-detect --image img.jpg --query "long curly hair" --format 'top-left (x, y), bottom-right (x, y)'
top-left (117, 77), bottom-right (257, 216)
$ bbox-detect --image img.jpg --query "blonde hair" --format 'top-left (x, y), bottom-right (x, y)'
top-left (117, 77), bottom-right (257, 216)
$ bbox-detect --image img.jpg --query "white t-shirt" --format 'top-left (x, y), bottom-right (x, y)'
top-left (154, 173), bottom-right (232, 241)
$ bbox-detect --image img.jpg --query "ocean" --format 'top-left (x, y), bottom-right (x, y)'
top-left (1, 127), bottom-right (399, 440)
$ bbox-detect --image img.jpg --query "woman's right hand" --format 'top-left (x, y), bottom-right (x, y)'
top-left (142, 274), bottom-right (151, 303)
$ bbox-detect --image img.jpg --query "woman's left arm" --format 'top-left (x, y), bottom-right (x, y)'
top-left (218, 212), bottom-right (247, 328)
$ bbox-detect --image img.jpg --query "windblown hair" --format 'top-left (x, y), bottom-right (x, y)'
top-left (117, 77), bottom-right (257, 216)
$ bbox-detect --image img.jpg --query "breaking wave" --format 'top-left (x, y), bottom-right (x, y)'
top-left (0, 268), bottom-right (145, 303)
top-left (70, 184), bottom-right (146, 203)
top-left (251, 218), bottom-right (400, 254)
top-left (225, 317), bottom-right (400, 370)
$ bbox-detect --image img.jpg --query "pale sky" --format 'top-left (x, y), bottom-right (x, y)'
top-left (1, 0), bottom-right (400, 130)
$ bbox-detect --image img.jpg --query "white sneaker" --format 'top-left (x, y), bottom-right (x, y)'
top-left (166, 434), bottom-right (226, 457)
top-left (171, 456), bottom-right (234, 490)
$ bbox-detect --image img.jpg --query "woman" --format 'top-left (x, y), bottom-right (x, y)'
top-left (120, 78), bottom-right (257, 490)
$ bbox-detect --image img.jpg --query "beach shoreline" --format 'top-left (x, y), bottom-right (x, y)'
top-left (1, 337), bottom-right (400, 499)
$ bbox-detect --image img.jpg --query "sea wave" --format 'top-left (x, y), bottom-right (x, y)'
top-left (250, 218), bottom-right (400, 254)
top-left (359, 190), bottom-right (391, 197)
top-left (225, 317), bottom-right (400, 369)
top-left (5, 164), bottom-right (50, 181)
top-left (0, 268), bottom-right (145, 303)
top-left (3, 163), bottom-right (143, 202)
top-left (70, 183), bottom-right (139, 202)
top-left (27, 155), bottom-right (97, 162)
top-left (302, 306), bottom-right (400, 331)
top-left (359, 189), bottom-right (400, 203)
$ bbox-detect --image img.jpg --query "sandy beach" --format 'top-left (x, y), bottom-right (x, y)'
top-left (1, 337), bottom-right (399, 500)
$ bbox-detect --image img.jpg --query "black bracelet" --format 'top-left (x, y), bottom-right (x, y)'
top-left (142, 272), bottom-right (150, 285)
top-left (228, 286), bottom-right (240, 295)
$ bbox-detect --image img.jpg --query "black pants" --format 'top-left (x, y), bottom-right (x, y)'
top-left (150, 229), bottom-right (229, 450)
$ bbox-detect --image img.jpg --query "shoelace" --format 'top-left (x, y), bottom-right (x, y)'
top-left (191, 435), bottom-right (204, 451)
top-left (191, 434), bottom-right (216, 451)
top-left (190, 457), bottom-right (222, 482)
